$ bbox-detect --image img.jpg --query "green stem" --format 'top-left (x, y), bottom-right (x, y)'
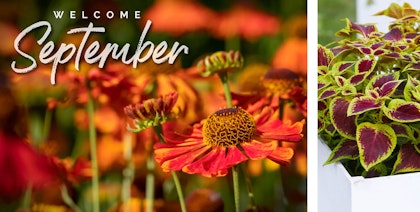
top-left (145, 149), bottom-right (155, 212)
top-left (87, 86), bottom-right (100, 212)
top-left (232, 166), bottom-right (240, 212)
top-left (21, 183), bottom-right (32, 209)
top-left (241, 163), bottom-right (257, 212)
top-left (122, 133), bottom-right (134, 212)
top-left (153, 125), bottom-right (165, 143)
top-left (171, 171), bottom-right (187, 212)
top-left (218, 72), bottom-right (233, 108)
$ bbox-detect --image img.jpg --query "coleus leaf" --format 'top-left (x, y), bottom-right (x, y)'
top-left (318, 75), bottom-right (332, 90)
top-left (382, 99), bottom-right (420, 122)
top-left (355, 58), bottom-right (376, 74)
top-left (319, 87), bottom-right (339, 100)
top-left (366, 72), bottom-right (402, 97)
top-left (403, 63), bottom-right (420, 73)
top-left (336, 19), bottom-right (378, 38)
top-left (340, 84), bottom-right (357, 96)
top-left (356, 122), bottom-right (397, 171)
top-left (331, 61), bottom-right (354, 75)
top-left (318, 45), bottom-right (333, 67)
top-left (374, 2), bottom-right (416, 19)
top-left (392, 143), bottom-right (420, 174)
top-left (378, 80), bottom-right (404, 97)
top-left (324, 138), bottom-right (359, 165)
top-left (367, 72), bottom-right (399, 90)
top-left (403, 75), bottom-right (420, 102)
top-left (349, 73), bottom-right (366, 85)
top-left (335, 76), bottom-right (346, 87)
top-left (389, 122), bottom-right (412, 138)
top-left (330, 97), bottom-right (357, 138)
top-left (383, 27), bottom-right (403, 41)
top-left (347, 96), bottom-right (382, 115)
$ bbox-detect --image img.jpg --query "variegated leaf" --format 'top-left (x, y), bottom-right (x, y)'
top-left (318, 45), bottom-right (333, 67)
top-left (356, 122), bottom-right (397, 171)
top-left (324, 138), bottom-right (359, 165)
top-left (319, 87), bottom-right (339, 100)
top-left (356, 58), bottom-right (376, 74)
top-left (331, 61), bottom-right (354, 75)
top-left (330, 97), bottom-right (357, 138)
top-left (348, 96), bottom-right (382, 115)
top-left (383, 99), bottom-right (420, 122)
top-left (349, 73), bottom-right (366, 85)
top-left (392, 143), bottom-right (420, 174)
top-left (403, 75), bottom-right (420, 102)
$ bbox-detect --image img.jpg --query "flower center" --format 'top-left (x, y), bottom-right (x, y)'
top-left (203, 107), bottom-right (256, 147)
top-left (262, 68), bottom-right (301, 96)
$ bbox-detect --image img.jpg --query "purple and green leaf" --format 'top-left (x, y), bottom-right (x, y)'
top-left (318, 45), bottom-right (333, 67)
top-left (403, 75), bottom-right (420, 102)
top-left (330, 97), bottom-right (357, 138)
top-left (332, 61), bottom-right (354, 75)
top-left (355, 58), bottom-right (376, 74)
top-left (356, 122), bottom-right (397, 171)
top-left (392, 143), bottom-right (420, 174)
top-left (383, 99), bottom-right (420, 122)
top-left (319, 87), bottom-right (339, 100)
top-left (347, 96), bottom-right (382, 115)
top-left (325, 138), bottom-right (359, 165)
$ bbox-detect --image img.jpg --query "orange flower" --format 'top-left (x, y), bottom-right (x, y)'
top-left (212, 4), bottom-right (280, 40)
top-left (154, 106), bottom-right (304, 177)
top-left (143, 0), bottom-right (217, 36)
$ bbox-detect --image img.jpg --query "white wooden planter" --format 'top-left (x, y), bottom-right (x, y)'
top-left (318, 138), bottom-right (420, 212)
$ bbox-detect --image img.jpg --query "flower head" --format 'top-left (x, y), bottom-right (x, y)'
top-left (196, 50), bottom-right (243, 77)
top-left (154, 106), bottom-right (304, 177)
top-left (124, 92), bottom-right (178, 132)
top-left (262, 68), bottom-right (302, 97)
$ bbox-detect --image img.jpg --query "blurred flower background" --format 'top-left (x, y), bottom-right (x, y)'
top-left (0, 0), bottom-right (307, 211)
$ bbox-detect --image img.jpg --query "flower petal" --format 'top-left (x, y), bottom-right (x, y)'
top-left (257, 118), bottom-right (304, 142)
top-left (183, 148), bottom-right (229, 177)
top-left (241, 140), bottom-right (277, 159)
top-left (267, 147), bottom-right (294, 165)
top-left (154, 140), bottom-right (208, 172)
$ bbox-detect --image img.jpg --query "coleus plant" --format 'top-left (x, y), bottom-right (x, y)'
top-left (318, 3), bottom-right (420, 177)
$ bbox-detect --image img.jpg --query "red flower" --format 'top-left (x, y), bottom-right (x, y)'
top-left (154, 106), bottom-right (304, 177)
top-left (0, 133), bottom-right (56, 202)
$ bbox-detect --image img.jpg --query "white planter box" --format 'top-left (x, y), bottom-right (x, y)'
top-left (318, 138), bottom-right (420, 212)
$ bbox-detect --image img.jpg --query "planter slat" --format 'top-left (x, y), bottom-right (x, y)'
top-left (318, 138), bottom-right (420, 212)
